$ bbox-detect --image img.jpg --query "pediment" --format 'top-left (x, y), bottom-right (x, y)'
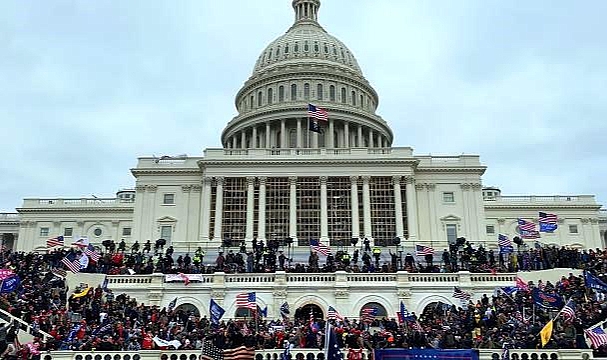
top-left (440, 214), bottom-right (461, 222)
top-left (157, 216), bottom-right (178, 223)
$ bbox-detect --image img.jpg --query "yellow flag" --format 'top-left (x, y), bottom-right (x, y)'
top-left (540, 320), bottom-right (553, 347)
top-left (72, 286), bottom-right (92, 299)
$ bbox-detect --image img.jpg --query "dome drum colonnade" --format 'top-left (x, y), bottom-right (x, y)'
top-left (221, 0), bottom-right (392, 150)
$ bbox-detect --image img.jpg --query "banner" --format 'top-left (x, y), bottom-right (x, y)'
top-left (210, 298), bottom-right (225, 325)
top-left (532, 288), bottom-right (564, 309)
top-left (0, 275), bottom-right (20, 293)
top-left (374, 349), bottom-right (479, 360)
top-left (165, 274), bottom-right (204, 283)
top-left (152, 336), bottom-right (181, 349)
top-left (585, 271), bottom-right (607, 292)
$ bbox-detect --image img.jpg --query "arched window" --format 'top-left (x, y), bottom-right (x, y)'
top-left (294, 42), bottom-right (299, 53)
top-left (341, 88), bottom-right (347, 103)
top-left (333, 45), bottom-right (337, 55)
top-left (258, 91), bottom-right (263, 107)
top-left (285, 44), bottom-right (289, 53)
top-left (314, 42), bottom-right (319, 52)
top-left (324, 43), bottom-right (329, 54)
top-left (278, 86), bottom-right (285, 102)
top-left (276, 46), bottom-right (281, 56)
top-left (250, 95), bottom-right (254, 109)
top-left (235, 307), bottom-right (254, 318)
top-left (267, 88), bottom-right (273, 105)
top-left (304, 83), bottom-right (310, 100)
top-left (317, 84), bottom-right (323, 100)
top-left (304, 41), bottom-right (309, 52)
top-left (352, 91), bottom-right (356, 106)
top-left (291, 84), bottom-right (297, 101)
top-left (268, 49), bottom-right (273, 60)
top-left (360, 94), bottom-right (364, 108)
top-left (329, 85), bottom-right (336, 101)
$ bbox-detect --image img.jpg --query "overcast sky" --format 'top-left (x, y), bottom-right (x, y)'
top-left (1, 0), bottom-right (606, 212)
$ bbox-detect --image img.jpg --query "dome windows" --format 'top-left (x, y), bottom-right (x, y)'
top-left (314, 42), bottom-right (319, 53)
top-left (304, 41), bottom-right (309, 52)
top-left (304, 83), bottom-right (310, 100)
top-left (268, 49), bottom-right (273, 61)
top-left (267, 88), bottom-right (273, 105)
top-left (258, 91), bottom-right (263, 107)
top-left (341, 87), bottom-right (347, 103)
top-left (329, 85), bottom-right (336, 101)
top-left (276, 46), bottom-right (281, 57)
top-left (294, 42), bottom-right (299, 53)
top-left (352, 91), bottom-right (356, 106)
top-left (285, 44), bottom-right (289, 53)
top-left (278, 86), bottom-right (285, 102)
top-left (324, 43), bottom-right (329, 53)
top-left (291, 84), bottom-right (297, 101)
top-left (317, 84), bottom-right (323, 100)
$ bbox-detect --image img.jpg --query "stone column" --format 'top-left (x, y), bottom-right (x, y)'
top-left (357, 125), bottom-right (362, 147)
top-left (296, 119), bottom-right (302, 148)
top-left (241, 131), bottom-right (246, 149)
top-left (320, 176), bottom-right (329, 241)
top-left (212, 177), bottom-right (224, 242)
top-left (328, 119), bottom-right (335, 148)
top-left (245, 177), bottom-right (255, 241)
top-left (252, 126), bottom-right (258, 148)
top-left (362, 176), bottom-right (372, 240)
top-left (344, 122), bottom-right (350, 148)
top-left (460, 183), bottom-right (472, 238)
top-left (405, 176), bottom-right (418, 241)
top-left (200, 177), bottom-right (212, 241)
top-left (265, 122), bottom-right (271, 148)
top-left (258, 177), bottom-right (267, 241)
top-left (393, 176), bottom-right (404, 239)
top-left (231, 137), bottom-right (236, 149)
top-left (280, 119), bottom-right (286, 148)
top-left (368, 128), bottom-right (374, 147)
top-left (289, 177), bottom-right (297, 239)
top-left (350, 176), bottom-right (360, 239)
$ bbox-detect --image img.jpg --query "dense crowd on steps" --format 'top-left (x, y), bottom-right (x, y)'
top-left (1, 245), bottom-right (607, 359)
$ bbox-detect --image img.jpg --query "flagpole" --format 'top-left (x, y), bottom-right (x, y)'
top-left (307, 115), bottom-right (310, 149)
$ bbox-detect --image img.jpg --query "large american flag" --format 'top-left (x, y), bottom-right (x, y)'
top-left (517, 218), bottom-right (536, 231)
top-left (415, 244), bottom-right (434, 256)
top-left (83, 244), bottom-right (101, 262)
top-left (453, 287), bottom-right (471, 301)
top-left (561, 299), bottom-right (576, 321)
top-left (61, 253), bottom-right (81, 273)
top-left (46, 236), bottom-right (64, 248)
top-left (327, 306), bottom-right (344, 321)
top-left (361, 307), bottom-right (378, 322)
top-left (307, 103), bottom-right (328, 121)
top-left (585, 327), bottom-right (607, 349)
top-left (498, 234), bottom-right (512, 248)
top-left (235, 292), bottom-right (256, 310)
top-left (539, 212), bottom-right (558, 224)
top-left (310, 239), bottom-right (330, 256)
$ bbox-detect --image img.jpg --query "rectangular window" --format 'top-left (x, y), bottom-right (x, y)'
top-left (160, 225), bottom-right (172, 242)
top-left (443, 192), bottom-right (455, 203)
top-left (122, 227), bottom-right (132, 236)
top-left (569, 225), bottom-right (578, 234)
top-left (40, 227), bottom-right (50, 237)
top-left (64, 227), bottom-right (73, 237)
top-left (486, 225), bottom-right (495, 234)
top-left (446, 224), bottom-right (457, 244)
top-left (163, 194), bottom-right (175, 205)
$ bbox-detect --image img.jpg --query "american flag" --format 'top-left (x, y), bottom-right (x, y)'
top-left (515, 276), bottom-right (529, 290)
top-left (327, 306), bottom-right (344, 321)
top-left (310, 239), bottom-right (330, 256)
top-left (517, 218), bottom-right (536, 231)
top-left (453, 287), bottom-right (471, 301)
top-left (71, 236), bottom-right (89, 248)
top-left (498, 234), bottom-right (512, 248)
top-left (539, 212), bottom-right (558, 224)
top-left (235, 292), bottom-right (256, 310)
top-left (361, 307), bottom-right (378, 322)
top-left (83, 244), bottom-right (101, 262)
top-left (415, 244), bottom-right (434, 256)
top-left (46, 236), bottom-right (65, 248)
top-left (307, 103), bottom-right (328, 121)
top-left (585, 327), bottom-right (607, 349)
top-left (61, 253), bottom-right (81, 273)
top-left (561, 299), bottom-right (576, 321)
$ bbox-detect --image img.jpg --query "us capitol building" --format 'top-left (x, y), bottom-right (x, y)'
top-left (1, 0), bottom-right (605, 257)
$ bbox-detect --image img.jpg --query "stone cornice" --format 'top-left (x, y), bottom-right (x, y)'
top-left (198, 158), bottom-right (419, 167)
top-left (484, 204), bottom-right (602, 210)
top-left (415, 167), bottom-right (487, 174)
top-left (16, 207), bottom-right (134, 213)
top-left (131, 168), bottom-right (202, 177)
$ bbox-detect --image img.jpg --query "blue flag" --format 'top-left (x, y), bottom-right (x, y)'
top-left (499, 245), bottom-right (514, 254)
top-left (585, 271), bottom-right (607, 292)
top-left (539, 222), bottom-right (558, 233)
top-left (500, 286), bottom-right (518, 296)
top-left (532, 288), bottom-right (564, 309)
top-left (0, 275), bottom-right (20, 293)
top-left (210, 299), bottom-right (225, 325)
top-left (324, 323), bottom-right (343, 360)
top-left (259, 306), bottom-right (268, 318)
top-left (374, 349), bottom-right (479, 360)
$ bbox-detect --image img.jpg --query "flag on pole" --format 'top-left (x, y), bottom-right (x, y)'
top-left (235, 292), bottom-right (256, 310)
top-left (47, 236), bottom-right (65, 247)
top-left (517, 219), bottom-right (540, 239)
top-left (453, 287), bottom-right (471, 301)
top-left (397, 301), bottom-right (414, 324)
top-left (324, 323), bottom-right (344, 360)
top-left (308, 103), bottom-right (329, 121)
top-left (415, 244), bottom-right (434, 256)
top-left (560, 299), bottom-right (576, 321)
top-left (540, 320), bottom-right (553, 347)
top-left (83, 244), bottom-right (101, 262)
top-left (515, 276), bottom-right (529, 290)
top-left (585, 326), bottom-right (607, 349)
top-left (210, 299), bottom-right (225, 325)
top-left (327, 306), bottom-right (344, 321)
top-left (361, 307), bottom-right (378, 323)
top-left (167, 298), bottom-right (178, 312)
top-left (61, 253), bottom-right (81, 273)
top-left (538, 212), bottom-right (558, 233)
top-left (310, 239), bottom-right (331, 256)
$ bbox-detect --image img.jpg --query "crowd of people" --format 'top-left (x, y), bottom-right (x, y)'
top-left (1, 243), bottom-right (607, 358)
top-left (49, 237), bottom-right (602, 276)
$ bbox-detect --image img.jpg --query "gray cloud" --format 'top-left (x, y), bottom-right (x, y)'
top-left (1, 0), bottom-right (606, 211)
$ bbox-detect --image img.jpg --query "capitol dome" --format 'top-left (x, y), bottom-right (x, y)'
top-left (221, 0), bottom-right (393, 150)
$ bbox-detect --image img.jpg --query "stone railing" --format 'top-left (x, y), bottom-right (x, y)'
top-left (0, 213), bottom-right (20, 221)
top-left (203, 147), bottom-right (415, 159)
top-left (21, 198), bottom-right (135, 208)
top-left (484, 195), bottom-right (597, 205)
top-left (42, 348), bottom-right (596, 360)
